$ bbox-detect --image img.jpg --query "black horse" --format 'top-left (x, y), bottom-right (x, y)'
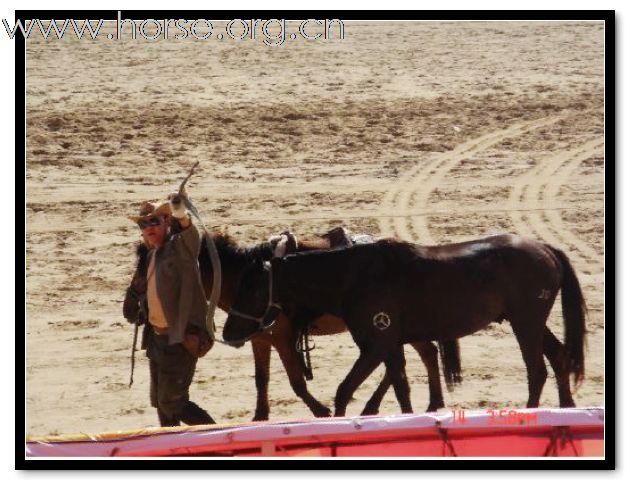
top-left (224, 233), bottom-right (586, 416)
top-left (124, 229), bottom-right (462, 419)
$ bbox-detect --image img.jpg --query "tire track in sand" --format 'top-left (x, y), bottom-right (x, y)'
top-left (508, 137), bottom-right (604, 272)
top-left (378, 115), bottom-right (561, 243)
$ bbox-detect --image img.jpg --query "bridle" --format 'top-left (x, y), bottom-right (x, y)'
top-left (228, 261), bottom-right (282, 333)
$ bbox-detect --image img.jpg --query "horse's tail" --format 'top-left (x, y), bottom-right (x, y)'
top-left (549, 245), bottom-right (587, 388)
top-left (438, 340), bottom-right (462, 392)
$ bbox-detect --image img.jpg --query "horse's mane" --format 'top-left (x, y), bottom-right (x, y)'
top-left (202, 231), bottom-right (274, 263)
top-left (135, 242), bottom-right (150, 266)
top-left (133, 230), bottom-right (274, 278)
top-left (135, 241), bottom-right (148, 257)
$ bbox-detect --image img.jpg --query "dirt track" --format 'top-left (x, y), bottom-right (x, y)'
top-left (25, 21), bottom-right (605, 436)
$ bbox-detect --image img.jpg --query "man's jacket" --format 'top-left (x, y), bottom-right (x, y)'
top-left (152, 223), bottom-right (208, 345)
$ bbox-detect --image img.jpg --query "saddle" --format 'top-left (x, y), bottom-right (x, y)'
top-left (322, 226), bottom-right (375, 248)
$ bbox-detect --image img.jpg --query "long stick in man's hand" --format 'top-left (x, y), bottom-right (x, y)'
top-left (179, 161), bottom-right (200, 195)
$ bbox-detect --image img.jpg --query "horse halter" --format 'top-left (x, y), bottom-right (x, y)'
top-left (228, 261), bottom-right (282, 332)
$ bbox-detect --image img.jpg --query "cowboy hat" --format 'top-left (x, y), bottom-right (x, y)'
top-left (128, 200), bottom-right (172, 223)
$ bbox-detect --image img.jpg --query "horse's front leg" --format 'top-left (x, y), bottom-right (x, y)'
top-left (251, 337), bottom-right (272, 421)
top-left (273, 319), bottom-right (331, 418)
top-left (335, 348), bottom-right (384, 417)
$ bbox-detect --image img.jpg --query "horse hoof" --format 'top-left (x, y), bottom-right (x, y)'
top-left (252, 413), bottom-right (269, 422)
top-left (314, 407), bottom-right (332, 418)
top-left (360, 408), bottom-right (379, 416)
top-left (360, 401), bottom-right (381, 416)
top-left (426, 404), bottom-right (444, 413)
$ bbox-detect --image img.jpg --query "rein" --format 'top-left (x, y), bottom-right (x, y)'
top-left (180, 169), bottom-right (262, 348)
top-left (180, 194), bottom-right (223, 340)
top-left (228, 261), bottom-right (282, 332)
top-left (182, 172), bottom-right (282, 346)
top-left (176, 161), bottom-right (223, 343)
top-left (184, 200), bottom-right (242, 348)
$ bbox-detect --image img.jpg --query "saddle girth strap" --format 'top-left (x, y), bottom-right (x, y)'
top-left (297, 327), bottom-right (314, 381)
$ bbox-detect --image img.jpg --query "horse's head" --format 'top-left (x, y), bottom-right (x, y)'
top-left (223, 258), bottom-right (282, 345)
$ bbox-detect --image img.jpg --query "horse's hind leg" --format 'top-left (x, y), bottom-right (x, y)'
top-left (361, 373), bottom-right (391, 416)
top-left (361, 342), bottom-right (418, 415)
top-left (384, 347), bottom-right (413, 414)
top-left (251, 338), bottom-right (272, 421)
top-left (361, 341), bottom-right (446, 415)
top-left (511, 320), bottom-right (548, 408)
top-left (543, 326), bottom-right (576, 407)
top-left (411, 341), bottom-right (445, 412)
top-left (335, 349), bottom-right (384, 416)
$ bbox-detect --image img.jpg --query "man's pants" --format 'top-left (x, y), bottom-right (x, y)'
top-left (146, 331), bottom-right (215, 426)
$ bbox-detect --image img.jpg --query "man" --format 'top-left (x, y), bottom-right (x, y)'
top-left (126, 190), bottom-right (215, 427)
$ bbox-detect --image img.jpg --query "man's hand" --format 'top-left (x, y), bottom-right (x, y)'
top-left (183, 325), bottom-right (214, 358)
top-left (168, 191), bottom-right (189, 220)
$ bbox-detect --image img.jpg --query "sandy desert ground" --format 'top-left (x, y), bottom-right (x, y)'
top-left (25, 20), bottom-right (605, 437)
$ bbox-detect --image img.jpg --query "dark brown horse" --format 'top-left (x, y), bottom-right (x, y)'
top-left (123, 229), bottom-right (461, 420)
top-left (224, 233), bottom-right (587, 416)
